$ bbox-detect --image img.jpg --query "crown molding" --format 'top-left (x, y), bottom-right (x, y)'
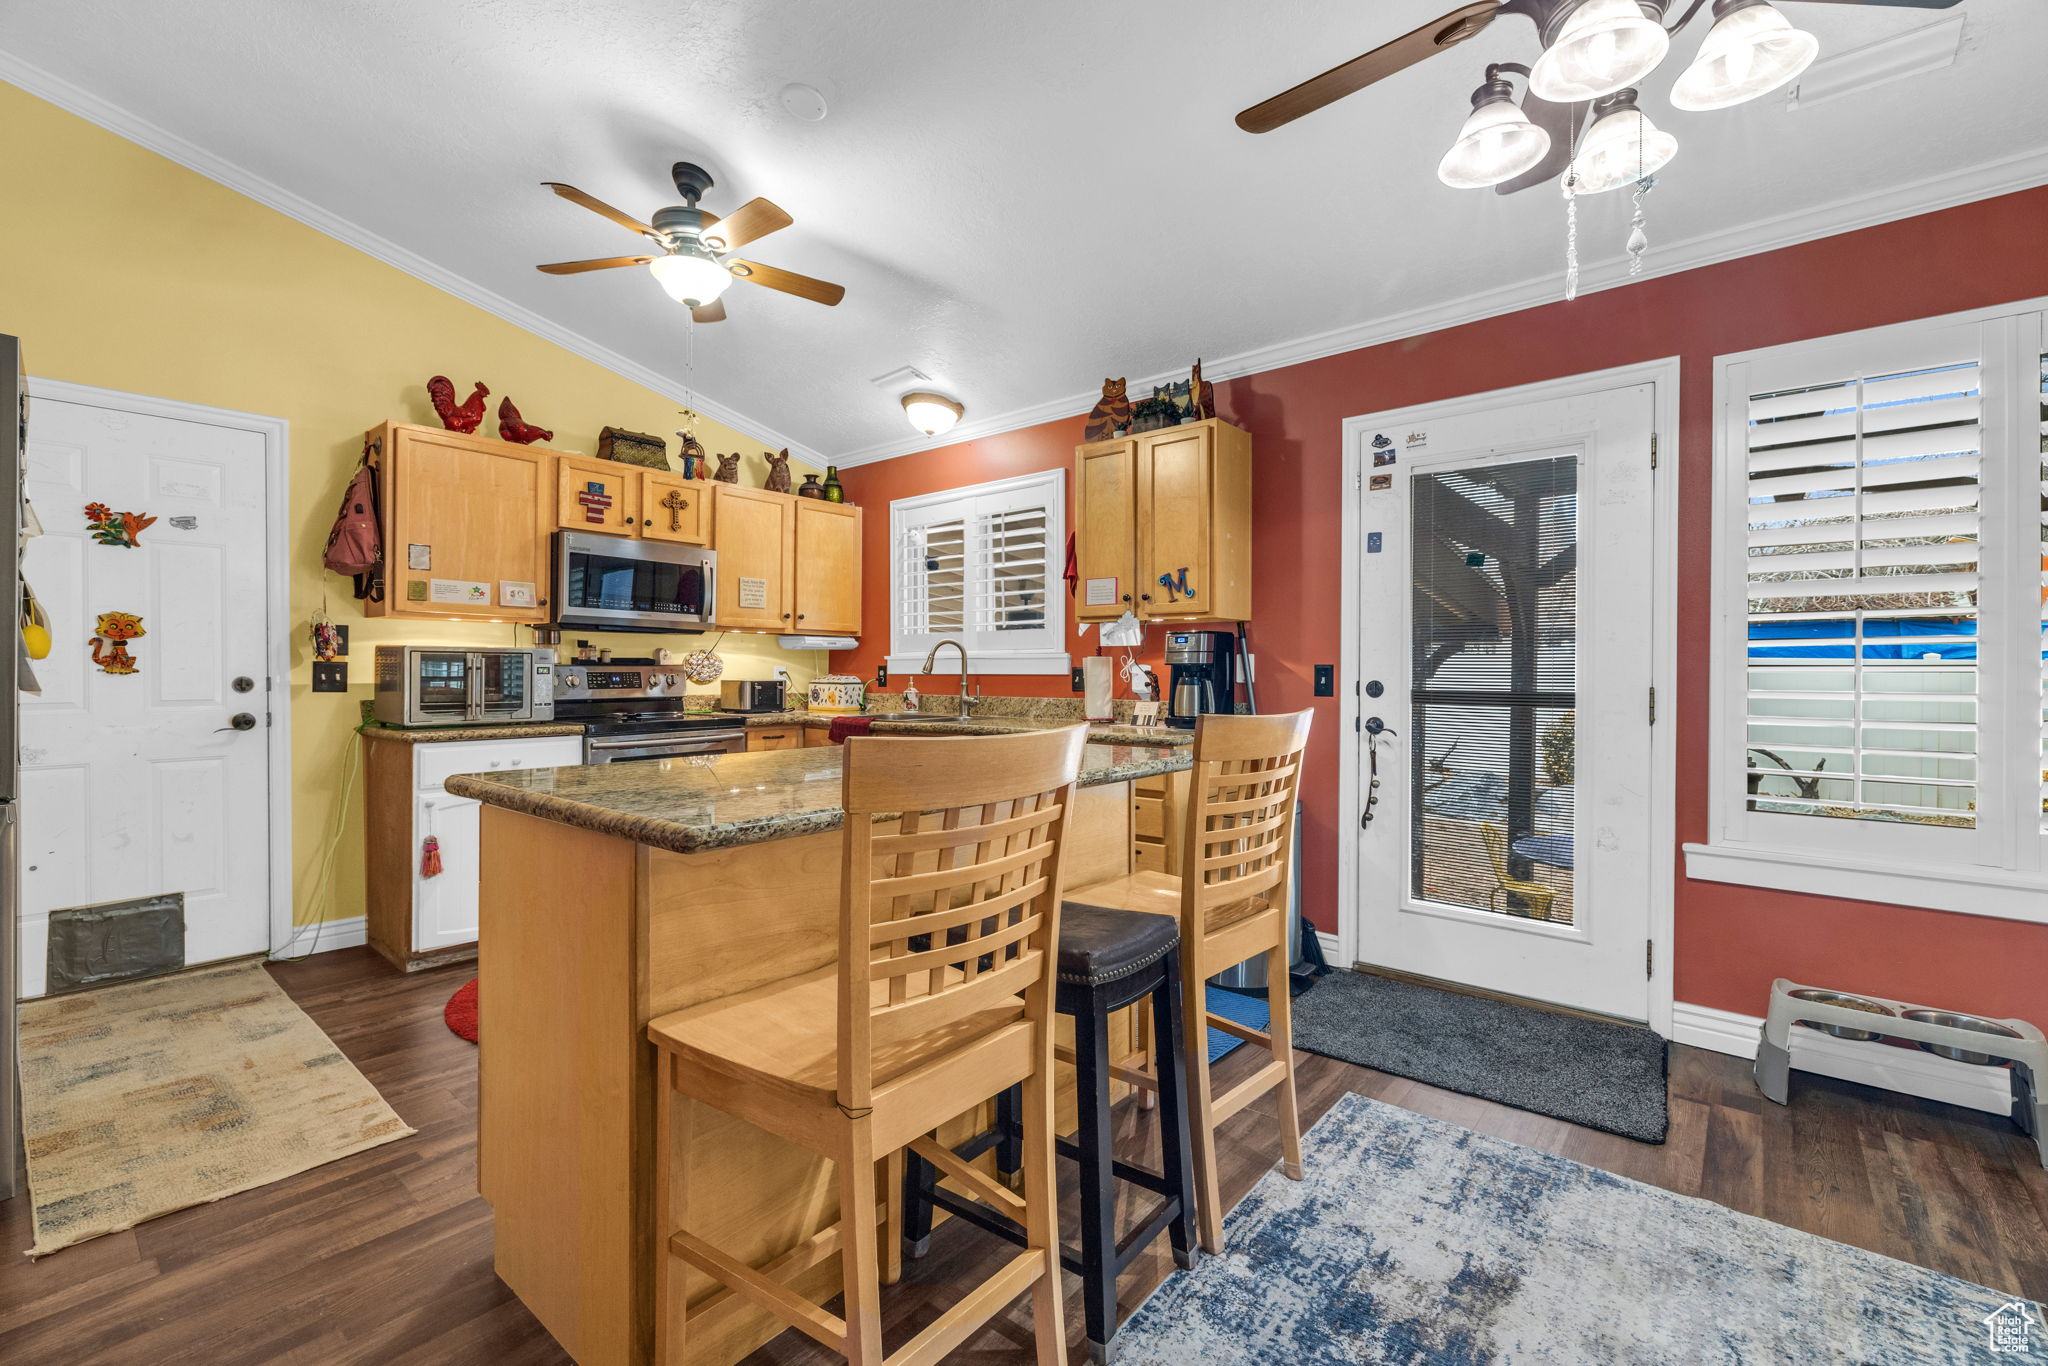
top-left (0, 52), bottom-right (825, 466)
top-left (832, 142), bottom-right (2048, 469)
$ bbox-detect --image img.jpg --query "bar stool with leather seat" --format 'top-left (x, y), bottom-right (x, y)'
top-left (645, 725), bottom-right (1091, 1366)
top-left (902, 901), bottom-right (1200, 1364)
top-left (1061, 709), bottom-right (1313, 1255)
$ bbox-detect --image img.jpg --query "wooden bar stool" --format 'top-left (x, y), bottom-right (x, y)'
top-left (1061, 710), bottom-right (1313, 1254)
top-left (645, 726), bottom-right (1091, 1366)
top-left (902, 903), bottom-right (1200, 1364)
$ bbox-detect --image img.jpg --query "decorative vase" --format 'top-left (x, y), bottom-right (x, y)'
top-left (822, 466), bottom-right (845, 503)
top-left (796, 473), bottom-right (825, 499)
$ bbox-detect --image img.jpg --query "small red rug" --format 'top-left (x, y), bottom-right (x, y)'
top-left (444, 977), bottom-right (479, 1044)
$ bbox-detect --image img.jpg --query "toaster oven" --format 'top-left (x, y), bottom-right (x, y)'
top-left (373, 646), bottom-right (555, 727)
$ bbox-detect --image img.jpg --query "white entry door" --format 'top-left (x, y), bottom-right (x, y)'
top-left (18, 393), bottom-right (275, 997)
top-left (1353, 383), bottom-right (1656, 1021)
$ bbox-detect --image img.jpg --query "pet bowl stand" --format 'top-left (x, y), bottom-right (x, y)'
top-left (1756, 977), bottom-right (2046, 1170)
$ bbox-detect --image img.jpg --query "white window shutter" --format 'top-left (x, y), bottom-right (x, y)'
top-left (888, 470), bottom-right (1068, 674)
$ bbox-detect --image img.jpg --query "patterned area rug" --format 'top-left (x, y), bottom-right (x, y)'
top-left (18, 961), bottom-right (414, 1256)
top-left (1113, 1093), bottom-right (2040, 1364)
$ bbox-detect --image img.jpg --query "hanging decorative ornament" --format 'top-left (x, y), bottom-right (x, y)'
top-left (681, 646), bottom-right (724, 684)
top-left (311, 601), bottom-right (344, 662)
top-left (84, 502), bottom-right (156, 548)
top-left (1627, 175), bottom-right (1655, 277)
top-left (1562, 170), bottom-right (1581, 303)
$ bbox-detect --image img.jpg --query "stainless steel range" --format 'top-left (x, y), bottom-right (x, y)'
top-left (554, 663), bottom-right (748, 764)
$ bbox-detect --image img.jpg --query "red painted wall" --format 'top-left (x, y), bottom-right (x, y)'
top-left (836, 187), bottom-right (2048, 1020)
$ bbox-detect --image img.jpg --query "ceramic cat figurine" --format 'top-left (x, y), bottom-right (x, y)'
top-left (1084, 377), bottom-right (1130, 443)
top-left (763, 448), bottom-right (792, 494)
top-left (1191, 357), bottom-right (1215, 420)
top-left (712, 452), bottom-right (742, 483)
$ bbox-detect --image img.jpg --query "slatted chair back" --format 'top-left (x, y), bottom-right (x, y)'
top-left (1177, 711), bottom-right (1314, 928)
top-left (836, 725), bottom-right (1091, 1113)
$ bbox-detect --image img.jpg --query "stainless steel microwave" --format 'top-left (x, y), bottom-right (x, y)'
top-left (553, 531), bottom-right (716, 633)
top-left (373, 646), bottom-right (555, 727)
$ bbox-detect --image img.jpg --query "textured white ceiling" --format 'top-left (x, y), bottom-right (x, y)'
top-left (2, 0), bottom-right (2043, 464)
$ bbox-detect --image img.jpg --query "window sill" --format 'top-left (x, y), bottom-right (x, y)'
top-left (1682, 842), bottom-right (2048, 925)
top-left (885, 651), bottom-right (1073, 678)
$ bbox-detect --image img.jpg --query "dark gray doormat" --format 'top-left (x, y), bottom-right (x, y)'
top-left (1289, 969), bottom-right (1669, 1143)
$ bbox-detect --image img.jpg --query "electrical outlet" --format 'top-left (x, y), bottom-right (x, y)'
top-left (333, 625), bottom-right (349, 656)
top-left (1071, 666), bottom-right (1085, 693)
top-left (1314, 664), bottom-right (1334, 697)
top-left (875, 664), bottom-right (888, 687)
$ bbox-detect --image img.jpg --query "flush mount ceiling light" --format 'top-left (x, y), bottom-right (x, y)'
top-left (1437, 65), bottom-right (1552, 188)
top-left (1670, 0), bottom-right (1819, 110)
top-left (1570, 88), bottom-right (1679, 193)
top-left (1529, 0), bottom-right (1670, 102)
top-left (902, 391), bottom-right (964, 437)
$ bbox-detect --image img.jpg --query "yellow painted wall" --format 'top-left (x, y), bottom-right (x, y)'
top-left (0, 82), bottom-right (828, 928)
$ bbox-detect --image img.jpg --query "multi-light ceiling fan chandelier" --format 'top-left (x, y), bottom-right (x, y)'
top-left (1238, 0), bottom-right (1961, 289)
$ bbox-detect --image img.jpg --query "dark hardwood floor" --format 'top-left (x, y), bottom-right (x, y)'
top-left (2, 947), bottom-right (2042, 1365)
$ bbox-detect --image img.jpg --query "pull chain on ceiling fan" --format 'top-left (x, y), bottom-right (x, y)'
top-left (534, 161), bottom-right (845, 323)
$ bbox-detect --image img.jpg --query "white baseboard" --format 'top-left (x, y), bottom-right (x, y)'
top-left (1673, 1001), bottom-right (2012, 1116)
top-left (269, 916), bottom-right (367, 958)
top-left (1316, 931), bottom-right (1343, 965)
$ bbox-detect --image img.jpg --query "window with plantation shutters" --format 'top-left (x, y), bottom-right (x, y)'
top-left (889, 470), bottom-right (1068, 675)
top-left (1743, 356), bottom-right (1984, 827)
top-left (1696, 302), bottom-right (2048, 926)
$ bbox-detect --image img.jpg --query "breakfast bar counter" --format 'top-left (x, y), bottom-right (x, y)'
top-left (448, 737), bottom-right (1188, 1366)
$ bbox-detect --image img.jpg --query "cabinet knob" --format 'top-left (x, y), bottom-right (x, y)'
top-left (782, 612), bottom-right (792, 620)
top-left (797, 613), bottom-right (805, 620)
top-left (1122, 593), bottom-right (1131, 603)
top-left (1140, 593), bottom-right (1152, 601)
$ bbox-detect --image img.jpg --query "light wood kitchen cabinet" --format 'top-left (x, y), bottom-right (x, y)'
top-left (640, 470), bottom-right (710, 545)
top-left (556, 455), bottom-right (642, 537)
top-left (803, 726), bottom-right (836, 747)
top-left (364, 422), bottom-right (556, 625)
top-left (747, 726), bottom-right (801, 752)
top-left (792, 498), bottom-right (862, 635)
top-left (711, 484), bottom-right (795, 631)
top-left (1073, 418), bottom-right (1253, 624)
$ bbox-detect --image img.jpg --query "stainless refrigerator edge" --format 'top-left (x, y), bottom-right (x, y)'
top-left (2, 333), bottom-right (23, 1201)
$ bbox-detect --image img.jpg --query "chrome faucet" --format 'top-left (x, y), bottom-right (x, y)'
top-left (921, 638), bottom-right (975, 711)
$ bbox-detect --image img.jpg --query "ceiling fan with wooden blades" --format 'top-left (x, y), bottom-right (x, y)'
top-left (1237, 0), bottom-right (1966, 197)
top-left (535, 162), bottom-right (844, 322)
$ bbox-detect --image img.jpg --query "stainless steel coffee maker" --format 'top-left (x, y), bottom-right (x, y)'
top-left (1163, 629), bottom-right (1236, 729)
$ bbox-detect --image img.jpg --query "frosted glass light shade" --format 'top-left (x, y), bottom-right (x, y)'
top-left (1530, 0), bottom-right (1670, 102)
top-left (648, 251), bottom-right (733, 306)
top-left (1670, 1), bottom-right (1818, 111)
top-left (1437, 97), bottom-right (1552, 189)
top-left (902, 391), bottom-right (964, 436)
top-left (1572, 100), bottom-right (1677, 193)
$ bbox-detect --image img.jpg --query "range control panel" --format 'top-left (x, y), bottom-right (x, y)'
top-left (554, 667), bottom-right (685, 700)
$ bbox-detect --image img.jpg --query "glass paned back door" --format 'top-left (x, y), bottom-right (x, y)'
top-left (1410, 456), bottom-right (1578, 924)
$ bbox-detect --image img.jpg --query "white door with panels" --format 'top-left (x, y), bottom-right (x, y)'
top-left (1353, 383), bottom-right (1657, 1021)
top-left (18, 394), bottom-right (274, 997)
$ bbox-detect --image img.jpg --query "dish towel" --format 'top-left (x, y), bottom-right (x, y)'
top-left (829, 716), bottom-right (877, 744)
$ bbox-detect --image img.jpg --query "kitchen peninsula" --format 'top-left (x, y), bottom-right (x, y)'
top-left (447, 733), bottom-right (1190, 1366)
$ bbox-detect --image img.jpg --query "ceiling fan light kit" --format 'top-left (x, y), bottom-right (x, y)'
top-left (648, 250), bottom-right (733, 307)
top-left (1670, 0), bottom-right (1820, 111)
top-left (901, 391), bottom-right (964, 437)
top-left (1528, 0), bottom-right (1671, 101)
top-left (1437, 71), bottom-right (1553, 188)
top-left (1572, 89), bottom-right (1680, 193)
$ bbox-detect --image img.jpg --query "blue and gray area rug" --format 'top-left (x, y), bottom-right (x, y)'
top-left (1113, 1093), bottom-right (2041, 1364)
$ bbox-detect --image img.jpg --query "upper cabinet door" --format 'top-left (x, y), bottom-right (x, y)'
top-left (793, 499), bottom-right (862, 636)
top-left (381, 424), bottom-right (554, 624)
top-left (1136, 425), bottom-right (1215, 621)
top-left (1074, 439), bottom-right (1137, 622)
top-left (640, 470), bottom-right (710, 546)
top-left (712, 485), bottom-right (794, 630)
top-left (556, 459), bottom-right (642, 536)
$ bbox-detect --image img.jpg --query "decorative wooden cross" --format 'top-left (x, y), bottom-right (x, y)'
top-left (577, 480), bottom-right (614, 524)
top-left (660, 488), bottom-right (689, 532)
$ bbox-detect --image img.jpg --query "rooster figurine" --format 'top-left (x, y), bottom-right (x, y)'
top-left (427, 376), bottom-right (490, 434)
top-left (497, 397), bottom-right (553, 446)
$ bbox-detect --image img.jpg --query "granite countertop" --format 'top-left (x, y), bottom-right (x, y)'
top-left (446, 739), bottom-right (1190, 855)
top-left (360, 721), bottom-right (590, 744)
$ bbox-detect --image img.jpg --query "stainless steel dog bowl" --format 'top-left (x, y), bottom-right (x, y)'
top-left (1900, 1008), bottom-right (2023, 1066)
top-left (1789, 988), bottom-right (1896, 1041)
